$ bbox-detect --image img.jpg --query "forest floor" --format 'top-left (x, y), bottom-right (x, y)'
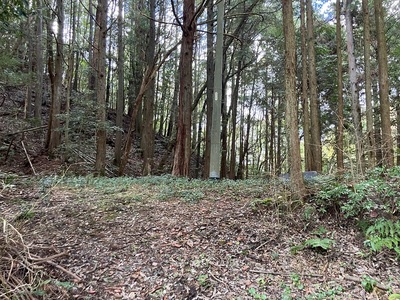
top-left (1, 175), bottom-right (400, 300)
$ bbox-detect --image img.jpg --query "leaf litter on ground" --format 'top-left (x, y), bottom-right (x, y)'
top-left (1, 175), bottom-right (399, 299)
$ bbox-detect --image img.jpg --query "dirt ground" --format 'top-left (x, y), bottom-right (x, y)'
top-left (1, 176), bottom-right (400, 300)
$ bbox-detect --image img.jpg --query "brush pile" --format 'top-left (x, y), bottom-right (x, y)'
top-left (0, 218), bottom-right (71, 299)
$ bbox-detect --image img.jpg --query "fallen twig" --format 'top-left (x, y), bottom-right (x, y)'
top-left (21, 141), bottom-right (36, 175)
top-left (250, 269), bottom-right (324, 278)
top-left (41, 259), bottom-right (82, 282)
top-left (7, 125), bottom-right (47, 136)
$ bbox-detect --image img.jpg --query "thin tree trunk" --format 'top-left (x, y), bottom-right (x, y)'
top-left (373, 82), bottom-right (383, 166)
top-left (209, 0), bottom-right (224, 179)
top-left (141, 0), bottom-right (156, 175)
top-left (362, 0), bottom-right (375, 167)
top-left (277, 96), bottom-right (283, 174)
top-left (88, 0), bottom-right (95, 91)
top-left (307, 0), bottom-right (322, 172)
top-left (204, 0), bottom-right (214, 178)
top-left (114, 0), bottom-right (124, 166)
top-left (94, 0), bottom-right (107, 176)
top-left (64, 0), bottom-right (77, 160)
top-left (46, 0), bottom-right (64, 157)
top-left (396, 92), bottom-right (400, 166)
top-left (34, 0), bottom-right (43, 121)
top-left (229, 59), bottom-right (241, 179)
top-left (345, 0), bottom-right (364, 173)
top-left (26, 13), bottom-right (33, 118)
top-left (374, 0), bottom-right (394, 167)
top-left (269, 87), bottom-right (275, 174)
top-left (301, 0), bottom-right (311, 171)
top-left (283, 0), bottom-right (306, 198)
top-left (336, 0), bottom-right (344, 172)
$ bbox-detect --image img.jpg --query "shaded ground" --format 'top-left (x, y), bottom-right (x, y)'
top-left (1, 176), bottom-right (399, 299)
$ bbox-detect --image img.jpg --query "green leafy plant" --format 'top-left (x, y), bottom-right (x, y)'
top-left (247, 287), bottom-right (267, 300)
top-left (292, 238), bottom-right (335, 254)
top-left (361, 275), bottom-right (377, 293)
top-left (197, 274), bottom-right (210, 288)
top-left (313, 167), bottom-right (400, 219)
top-left (365, 219), bottom-right (400, 257)
top-left (389, 294), bottom-right (400, 300)
top-left (290, 273), bottom-right (304, 290)
top-left (305, 285), bottom-right (343, 300)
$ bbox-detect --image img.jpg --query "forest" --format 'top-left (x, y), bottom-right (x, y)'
top-left (1, 0), bottom-right (400, 299)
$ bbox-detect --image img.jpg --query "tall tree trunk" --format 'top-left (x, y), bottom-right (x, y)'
top-left (209, 0), bottom-right (224, 179)
top-left (229, 59), bottom-right (241, 179)
top-left (277, 96), bottom-right (283, 174)
top-left (301, 0), bottom-right (311, 171)
top-left (88, 0), bottom-right (95, 91)
top-left (204, 0), bottom-right (214, 178)
top-left (26, 12), bottom-right (33, 118)
top-left (141, 0), bottom-right (156, 175)
top-left (373, 82), bottom-right (383, 166)
top-left (94, 0), bottom-right (107, 175)
top-left (283, 0), bottom-right (306, 198)
top-left (374, 0), bottom-right (394, 167)
top-left (105, 29), bottom-right (112, 107)
top-left (64, 0), bottom-right (77, 159)
top-left (307, 0), bottom-right (322, 172)
top-left (237, 109), bottom-right (245, 179)
top-left (269, 87), bottom-right (275, 174)
top-left (362, 0), bottom-right (375, 167)
top-left (46, 0), bottom-right (64, 157)
top-left (345, 0), bottom-right (364, 173)
top-left (336, 0), bottom-right (344, 172)
top-left (34, 0), bottom-right (43, 121)
top-left (114, 0), bottom-right (124, 166)
top-left (172, 0), bottom-right (196, 177)
top-left (396, 92), bottom-right (400, 166)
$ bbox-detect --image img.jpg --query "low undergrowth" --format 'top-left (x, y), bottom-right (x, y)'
top-left (310, 166), bottom-right (400, 259)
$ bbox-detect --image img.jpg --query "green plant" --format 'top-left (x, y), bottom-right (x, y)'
top-left (197, 274), bottom-right (210, 288)
top-left (305, 285), bottom-right (343, 299)
top-left (247, 287), bottom-right (267, 300)
top-left (290, 273), bottom-right (304, 290)
top-left (14, 208), bottom-right (35, 221)
top-left (280, 284), bottom-right (293, 300)
top-left (389, 294), bottom-right (400, 300)
top-left (364, 219), bottom-right (400, 257)
top-left (313, 167), bottom-right (400, 218)
top-left (291, 238), bottom-right (335, 254)
top-left (312, 226), bottom-right (328, 236)
top-left (361, 275), bottom-right (377, 293)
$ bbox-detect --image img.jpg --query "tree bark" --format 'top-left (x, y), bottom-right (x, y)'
top-left (34, 0), bottom-right (43, 121)
top-left (114, 0), bottom-right (124, 167)
top-left (204, 0), bottom-right (214, 178)
top-left (307, 0), bottom-right (322, 172)
top-left (336, 0), bottom-right (344, 172)
top-left (374, 0), bottom-right (394, 167)
top-left (94, 0), bottom-right (107, 176)
top-left (172, 0), bottom-right (196, 177)
top-left (301, 0), bottom-right (311, 171)
top-left (362, 0), bottom-right (375, 167)
top-left (229, 59), bottom-right (241, 179)
top-left (46, 0), bottom-right (64, 157)
top-left (209, 0), bottom-right (224, 179)
top-left (282, 0), bottom-right (306, 198)
top-left (344, 0), bottom-right (364, 173)
top-left (141, 0), bottom-right (156, 175)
